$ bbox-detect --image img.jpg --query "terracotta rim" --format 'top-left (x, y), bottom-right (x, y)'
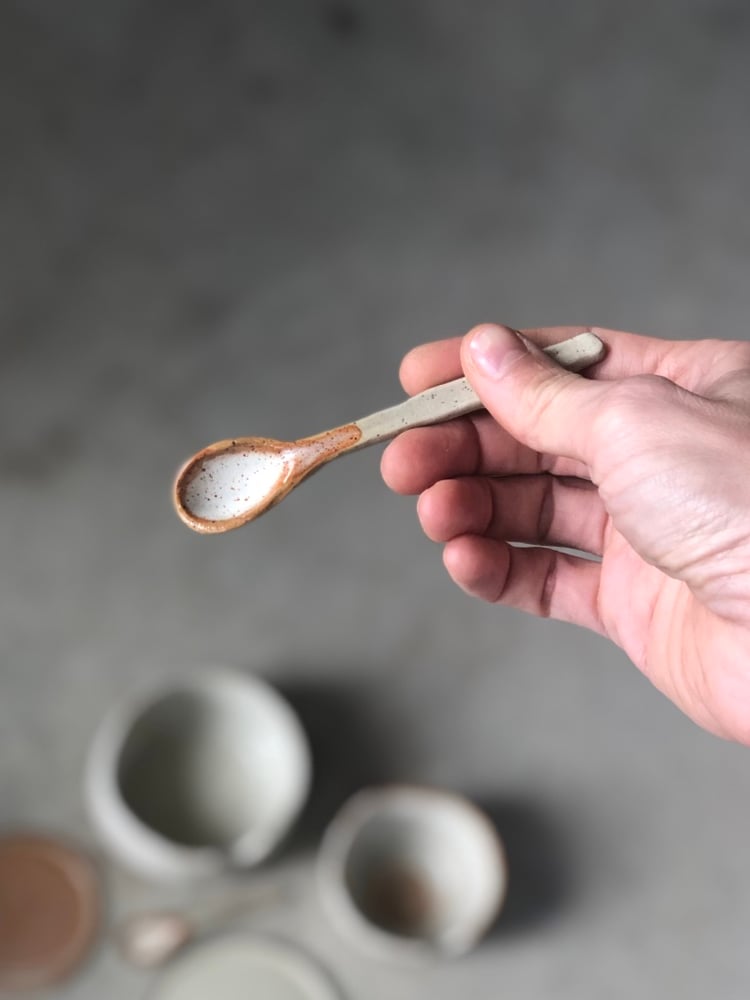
top-left (0, 832), bottom-right (101, 992)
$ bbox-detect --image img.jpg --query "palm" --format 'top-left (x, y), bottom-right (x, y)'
top-left (598, 533), bottom-right (750, 739)
top-left (598, 527), bottom-right (688, 675)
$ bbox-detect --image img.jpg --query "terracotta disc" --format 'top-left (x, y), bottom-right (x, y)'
top-left (0, 833), bottom-right (100, 992)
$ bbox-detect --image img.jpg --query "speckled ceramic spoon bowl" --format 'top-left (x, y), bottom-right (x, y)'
top-left (174, 333), bottom-right (604, 534)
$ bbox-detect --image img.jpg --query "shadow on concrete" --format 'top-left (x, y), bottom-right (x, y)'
top-left (258, 670), bottom-right (577, 939)
top-left (273, 674), bottom-right (400, 856)
top-left (476, 795), bottom-right (575, 939)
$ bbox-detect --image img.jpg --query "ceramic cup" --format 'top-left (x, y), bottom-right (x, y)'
top-left (85, 668), bottom-right (310, 882)
top-left (317, 786), bottom-right (507, 961)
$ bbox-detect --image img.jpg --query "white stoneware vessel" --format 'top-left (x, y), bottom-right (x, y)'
top-left (85, 668), bottom-right (310, 882)
top-left (317, 786), bottom-right (507, 961)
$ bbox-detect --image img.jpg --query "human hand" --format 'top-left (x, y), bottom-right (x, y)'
top-left (381, 324), bottom-right (750, 744)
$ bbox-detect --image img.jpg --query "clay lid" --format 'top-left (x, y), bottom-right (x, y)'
top-left (0, 833), bottom-right (100, 992)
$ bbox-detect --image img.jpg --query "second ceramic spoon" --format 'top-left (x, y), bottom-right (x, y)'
top-left (174, 332), bottom-right (604, 534)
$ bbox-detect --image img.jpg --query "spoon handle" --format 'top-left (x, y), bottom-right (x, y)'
top-left (352, 332), bottom-right (604, 447)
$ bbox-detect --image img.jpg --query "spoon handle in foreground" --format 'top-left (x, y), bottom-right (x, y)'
top-left (352, 332), bottom-right (604, 447)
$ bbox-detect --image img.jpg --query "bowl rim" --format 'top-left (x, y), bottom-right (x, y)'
top-left (316, 783), bottom-right (508, 961)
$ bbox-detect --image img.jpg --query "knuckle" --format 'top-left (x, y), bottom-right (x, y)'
top-left (535, 475), bottom-right (555, 543)
top-left (591, 375), bottom-right (676, 449)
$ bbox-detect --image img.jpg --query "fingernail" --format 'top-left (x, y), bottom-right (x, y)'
top-left (468, 325), bottom-right (528, 379)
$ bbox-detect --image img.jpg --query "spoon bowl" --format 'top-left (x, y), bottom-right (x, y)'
top-left (175, 425), bottom-right (362, 534)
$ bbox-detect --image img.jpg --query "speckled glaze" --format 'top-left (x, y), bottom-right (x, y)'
top-left (175, 425), bottom-right (361, 534)
top-left (174, 333), bottom-right (605, 534)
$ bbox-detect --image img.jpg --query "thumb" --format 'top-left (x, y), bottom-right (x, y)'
top-left (461, 324), bottom-right (607, 465)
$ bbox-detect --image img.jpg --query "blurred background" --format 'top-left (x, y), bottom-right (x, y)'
top-left (2, 0), bottom-right (750, 996)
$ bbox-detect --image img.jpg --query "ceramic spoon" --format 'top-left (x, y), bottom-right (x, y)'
top-left (116, 881), bottom-right (287, 969)
top-left (174, 332), bottom-right (604, 534)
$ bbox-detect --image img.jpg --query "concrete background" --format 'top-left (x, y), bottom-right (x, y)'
top-left (2, 1), bottom-right (750, 996)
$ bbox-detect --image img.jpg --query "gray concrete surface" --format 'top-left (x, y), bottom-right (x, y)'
top-left (2, 0), bottom-right (750, 996)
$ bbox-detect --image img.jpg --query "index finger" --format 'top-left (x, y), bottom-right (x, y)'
top-left (398, 325), bottom-right (692, 396)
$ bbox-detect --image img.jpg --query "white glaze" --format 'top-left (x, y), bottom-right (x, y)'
top-left (317, 786), bottom-right (507, 962)
top-left (182, 449), bottom-right (289, 522)
top-left (177, 426), bottom-right (361, 527)
top-left (150, 934), bottom-right (340, 1000)
top-left (85, 668), bottom-right (311, 882)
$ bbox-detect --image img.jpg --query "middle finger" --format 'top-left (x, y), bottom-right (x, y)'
top-left (418, 474), bottom-right (607, 556)
top-left (381, 412), bottom-right (590, 496)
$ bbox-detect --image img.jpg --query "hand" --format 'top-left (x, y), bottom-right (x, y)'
top-left (381, 324), bottom-right (750, 744)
